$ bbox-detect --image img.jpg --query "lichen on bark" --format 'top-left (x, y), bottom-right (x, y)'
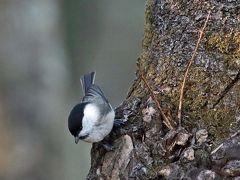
top-left (87, 0), bottom-right (240, 179)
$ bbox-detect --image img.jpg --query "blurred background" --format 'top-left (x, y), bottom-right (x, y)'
top-left (0, 0), bottom-right (144, 179)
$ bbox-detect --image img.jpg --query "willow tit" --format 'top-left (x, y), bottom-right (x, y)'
top-left (68, 72), bottom-right (115, 144)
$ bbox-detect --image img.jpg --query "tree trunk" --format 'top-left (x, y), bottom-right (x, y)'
top-left (87, 0), bottom-right (240, 179)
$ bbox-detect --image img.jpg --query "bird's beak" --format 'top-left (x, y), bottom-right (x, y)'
top-left (75, 136), bottom-right (80, 144)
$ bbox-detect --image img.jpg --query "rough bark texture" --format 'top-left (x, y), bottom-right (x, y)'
top-left (87, 0), bottom-right (240, 179)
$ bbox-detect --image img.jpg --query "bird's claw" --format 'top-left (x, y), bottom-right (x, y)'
top-left (101, 142), bottom-right (115, 151)
top-left (113, 118), bottom-right (126, 127)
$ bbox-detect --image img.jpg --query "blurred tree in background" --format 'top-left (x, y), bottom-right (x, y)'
top-left (0, 0), bottom-right (144, 179)
top-left (0, 0), bottom-right (67, 179)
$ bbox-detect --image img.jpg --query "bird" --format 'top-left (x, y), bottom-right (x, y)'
top-left (68, 72), bottom-right (115, 144)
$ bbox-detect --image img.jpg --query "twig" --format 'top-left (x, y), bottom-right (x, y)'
top-left (177, 11), bottom-right (211, 126)
top-left (211, 143), bottom-right (223, 155)
top-left (140, 73), bottom-right (175, 130)
top-left (211, 130), bottom-right (240, 155)
top-left (212, 71), bottom-right (240, 108)
top-left (230, 130), bottom-right (240, 139)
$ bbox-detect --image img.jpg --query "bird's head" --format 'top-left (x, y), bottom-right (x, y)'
top-left (68, 102), bottom-right (89, 144)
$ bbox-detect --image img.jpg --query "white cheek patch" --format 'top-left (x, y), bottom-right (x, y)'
top-left (81, 104), bottom-right (100, 133)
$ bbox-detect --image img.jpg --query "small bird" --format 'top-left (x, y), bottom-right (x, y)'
top-left (68, 72), bottom-right (115, 144)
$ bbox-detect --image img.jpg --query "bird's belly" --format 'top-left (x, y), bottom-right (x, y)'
top-left (82, 110), bottom-right (115, 143)
top-left (84, 116), bottom-right (114, 142)
top-left (83, 125), bottom-right (112, 143)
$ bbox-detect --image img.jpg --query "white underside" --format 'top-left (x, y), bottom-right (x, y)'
top-left (79, 103), bottom-right (115, 143)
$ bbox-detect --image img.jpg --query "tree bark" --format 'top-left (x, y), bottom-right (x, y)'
top-left (87, 0), bottom-right (240, 179)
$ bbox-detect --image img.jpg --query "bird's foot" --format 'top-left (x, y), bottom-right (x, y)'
top-left (100, 142), bottom-right (115, 151)
top-left (113, 118), bottom-right (126, 128)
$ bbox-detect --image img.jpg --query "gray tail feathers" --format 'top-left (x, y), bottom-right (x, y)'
top-left (80, 72), bottom-right (96, 95)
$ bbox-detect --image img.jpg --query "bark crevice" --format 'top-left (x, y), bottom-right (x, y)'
top-left (87, 0), bottom-right (240, 179)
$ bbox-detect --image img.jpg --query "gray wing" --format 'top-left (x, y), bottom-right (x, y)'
top-left (82, 84), bottom-right (109, 104)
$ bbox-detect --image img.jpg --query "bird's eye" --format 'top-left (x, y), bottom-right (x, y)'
top-left (79, 133), bottom-right (89, 140)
